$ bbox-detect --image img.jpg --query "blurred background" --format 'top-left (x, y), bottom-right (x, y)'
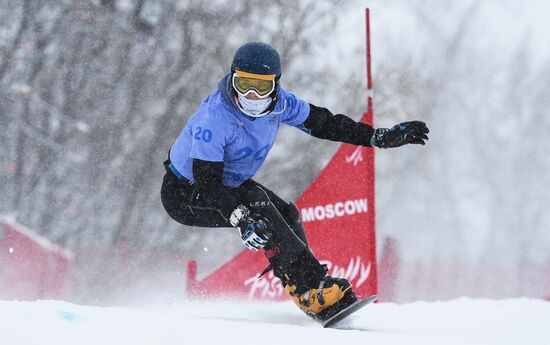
top-left (1, 0), bottom-right (549, 304)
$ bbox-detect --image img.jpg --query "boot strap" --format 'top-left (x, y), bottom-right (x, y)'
top-left (317, 279), bottom-right (326, 305)
top-left (300, 279), bottom-right (327, 307)
top-left (299, 291), bottom-right (311, 307)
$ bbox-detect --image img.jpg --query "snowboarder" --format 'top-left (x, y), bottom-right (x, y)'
top-left (161, 42), bottom-right (429, 321)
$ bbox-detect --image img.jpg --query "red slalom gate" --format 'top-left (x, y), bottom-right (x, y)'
top-left (186, 9), bottom-right (377, 301)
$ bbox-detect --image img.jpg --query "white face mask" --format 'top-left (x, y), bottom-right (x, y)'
top-left (236, 93), bottom-right (272, 118)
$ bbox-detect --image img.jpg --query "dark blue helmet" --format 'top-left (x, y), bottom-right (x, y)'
top-left (231, 42), bottom-right (281, 78)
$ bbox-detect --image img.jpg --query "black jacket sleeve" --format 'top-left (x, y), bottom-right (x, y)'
top-left (191, 159), bottom-right (244, 219)
top-left (300, 103), bottom-right (375, 147)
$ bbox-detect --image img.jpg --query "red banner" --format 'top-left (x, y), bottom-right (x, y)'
top-left (0, 217), bottom-right (73, 300)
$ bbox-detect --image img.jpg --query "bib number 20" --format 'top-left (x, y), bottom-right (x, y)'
top-left (193, 126), bottom-right (212, 143)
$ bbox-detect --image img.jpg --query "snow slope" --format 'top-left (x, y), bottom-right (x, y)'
top-left (0, 298), bottom-right (548, 345)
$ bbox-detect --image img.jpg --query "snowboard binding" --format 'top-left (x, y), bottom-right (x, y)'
top-left (284, 276), bottom-right (358, 322)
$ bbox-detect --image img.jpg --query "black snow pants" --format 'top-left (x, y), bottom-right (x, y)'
top-left (160, 164), bottom-right (327, 294)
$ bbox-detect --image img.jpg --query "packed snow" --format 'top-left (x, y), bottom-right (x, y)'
top-left (1, 298), bottom-right (548, 345)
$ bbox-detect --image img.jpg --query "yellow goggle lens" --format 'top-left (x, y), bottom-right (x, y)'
top-left (232, 71), bottom-right (275, 97)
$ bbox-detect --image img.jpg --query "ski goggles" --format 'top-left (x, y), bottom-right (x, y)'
top-left (232, 70), bottom-right (276, 97)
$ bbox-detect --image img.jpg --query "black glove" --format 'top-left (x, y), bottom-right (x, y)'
top-left (371, 121), bottom-right (429, 148)
top-left (229, 205), bottom-right (272, 252)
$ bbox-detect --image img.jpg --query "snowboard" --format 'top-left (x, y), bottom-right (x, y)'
top-left (320, 294), bottom-right (378, 328)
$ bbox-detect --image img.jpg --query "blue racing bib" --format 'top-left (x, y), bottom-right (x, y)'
top-left (170, 75), bottom-right (310, 187)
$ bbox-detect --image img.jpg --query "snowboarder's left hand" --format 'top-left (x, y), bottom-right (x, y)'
top-left (371, 121), bottom-right (429, 148)
top-left (230, 205), bottom-right (272, 251)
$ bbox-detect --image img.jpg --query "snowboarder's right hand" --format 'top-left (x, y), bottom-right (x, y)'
top-left (230, 205), bottom-right (272, 251)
